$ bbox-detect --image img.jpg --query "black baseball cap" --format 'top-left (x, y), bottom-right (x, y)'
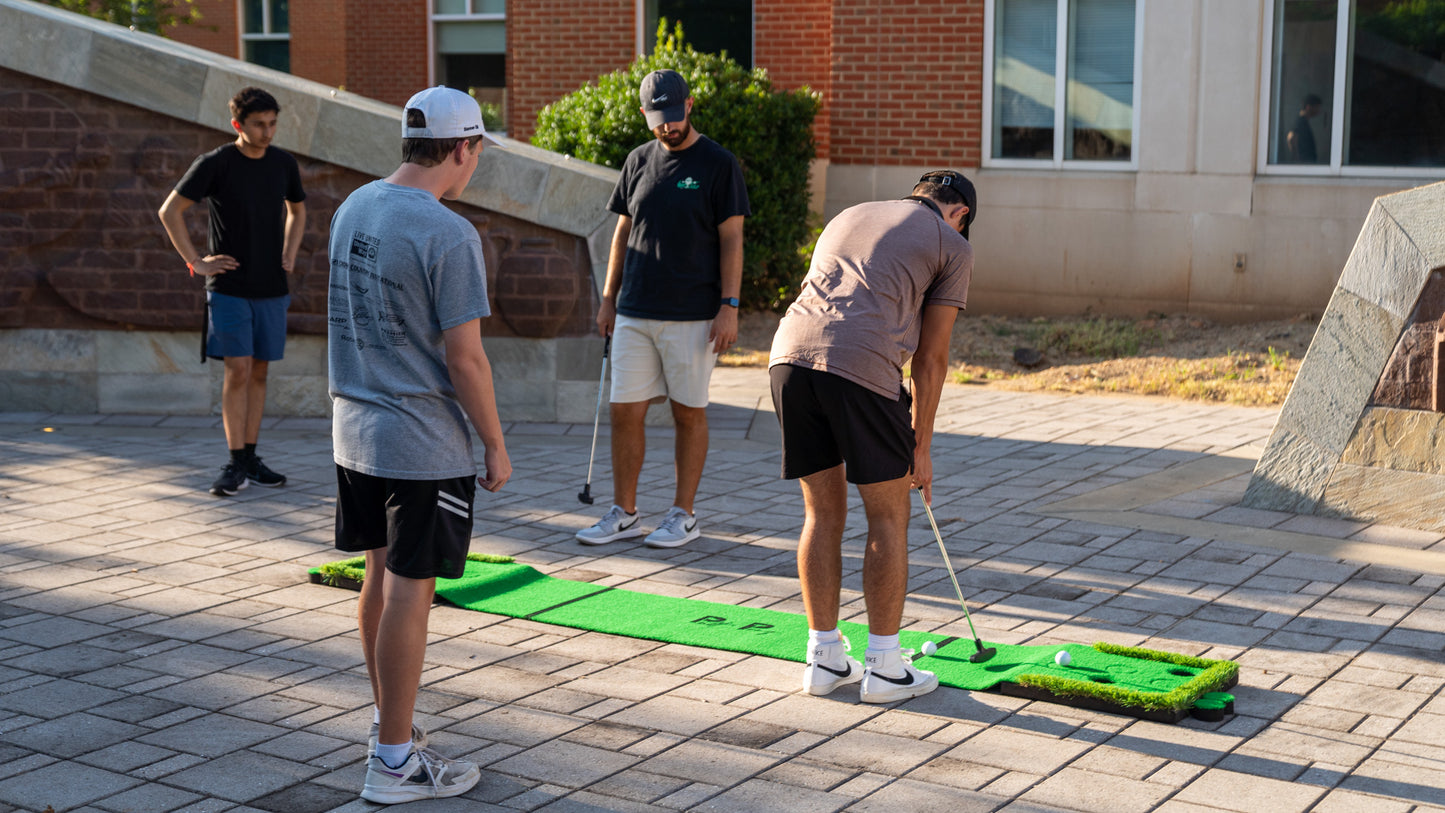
top-left (918, 170), bottom-right (977, 238)
top-left (640, 70), bottom-right (690, 129)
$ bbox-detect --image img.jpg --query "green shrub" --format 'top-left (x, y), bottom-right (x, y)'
top-left (533, 22), bottom-right (821, 311)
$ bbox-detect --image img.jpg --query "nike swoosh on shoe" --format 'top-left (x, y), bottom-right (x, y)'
top-left (871, 671), bottom-right (919, 686)
top-left (814, 662), bottom-right (853, 678)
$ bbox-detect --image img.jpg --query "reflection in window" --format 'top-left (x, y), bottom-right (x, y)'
top-left (433, 0), bottom-right (506, 130)
top-left (991, 0), bottom-right (1136, 164)
top-left (243, 0), bottom-right (289, 73)
top-left (1268, 0), bottom-right (1445, 169)
top-left (645, 0), bottom-right (753, 68)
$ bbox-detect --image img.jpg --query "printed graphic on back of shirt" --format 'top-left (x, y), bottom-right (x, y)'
top-left (337, 230), bottom-right (409, 350)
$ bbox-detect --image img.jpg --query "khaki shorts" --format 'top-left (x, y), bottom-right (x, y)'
top-left (610, 315), bottom-right (717, 408)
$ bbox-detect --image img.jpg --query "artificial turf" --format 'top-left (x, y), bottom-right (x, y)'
top-left (309, 556), bottom-right (1238, 722)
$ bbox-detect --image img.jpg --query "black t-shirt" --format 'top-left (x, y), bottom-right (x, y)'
top-left (607, 136), bottom-right (750, 321)
top-left (175, 144), bottom-right (306, 298)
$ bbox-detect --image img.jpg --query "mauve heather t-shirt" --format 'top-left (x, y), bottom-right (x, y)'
top-left (769, 199), bottom-right (973, 399)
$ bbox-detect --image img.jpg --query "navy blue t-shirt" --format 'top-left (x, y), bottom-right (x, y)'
top-left (607, 136), bottom-right (750, 321)
top-left (176, 144), bottom-right (305, 299)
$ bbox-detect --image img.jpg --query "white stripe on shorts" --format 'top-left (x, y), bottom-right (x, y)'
top-left (437, 490), bottom-right (469, 518)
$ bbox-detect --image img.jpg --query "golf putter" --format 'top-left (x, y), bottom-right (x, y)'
top-left (578, 336), bottom-right (611, 505)
top-left (918, 488), bottom-right (996, 663)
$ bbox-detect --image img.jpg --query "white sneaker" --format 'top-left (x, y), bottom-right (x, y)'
top-left (860, 647), bottom-right (939, 704)
top-left (576, 505), bottom-right (646, 545)
top-left (361, 746), bottom-right (481, 804)
top-left (804, 635), bottom-right (864, 696)
top-left (367, 722), bottom-right (428, 758)
top-left (645, 506), bottom-right (700, 548)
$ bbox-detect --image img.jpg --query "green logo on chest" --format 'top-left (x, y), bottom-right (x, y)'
top-left (677, 177), bottom-right (700, 190)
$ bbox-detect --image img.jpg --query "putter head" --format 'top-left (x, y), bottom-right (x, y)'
top-left (578, 485), bottom-right (594, 505)
top-left (968, 644), bottom-right (997, 663)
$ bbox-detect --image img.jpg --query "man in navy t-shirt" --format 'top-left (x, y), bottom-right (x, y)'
top-left (577, 69), bottom-right (750, 549)
top-left (159, 87), bottom-right (306, 497)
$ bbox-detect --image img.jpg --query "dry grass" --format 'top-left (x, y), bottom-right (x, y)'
top-left (725, 311), bottom-right (1318, 407)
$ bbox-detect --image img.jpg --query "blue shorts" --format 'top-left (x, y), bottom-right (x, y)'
top-left (206, 292), bottom-right (289, 361)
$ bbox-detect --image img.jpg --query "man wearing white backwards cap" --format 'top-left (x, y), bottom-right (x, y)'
top-left (326, 86), bottom-right (510, 804)
top-left (578, 68), bottom-right (751, 550)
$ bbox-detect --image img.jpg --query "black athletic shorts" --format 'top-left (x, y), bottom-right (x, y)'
top-left (334, 465), bottom-right (476, 580)
top-left (769, 364), bottom-right (915, 484)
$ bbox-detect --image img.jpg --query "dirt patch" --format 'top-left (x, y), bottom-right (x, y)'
top-left (723, 311), bottom-right (1320, 407)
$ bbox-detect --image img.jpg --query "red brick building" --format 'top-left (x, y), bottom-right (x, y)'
top-left (171, 1), bottom-right (982, 171)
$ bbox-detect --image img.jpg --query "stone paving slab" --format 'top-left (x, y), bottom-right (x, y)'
top-left (5, 372), bottom-right (1445, 811)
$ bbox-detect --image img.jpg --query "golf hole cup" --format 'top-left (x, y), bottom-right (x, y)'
top-left (1054, 650), bottom-right (1071, 667)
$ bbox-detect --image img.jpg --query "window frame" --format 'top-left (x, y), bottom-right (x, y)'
top-left (1257, 0), bottom-right (1445, 178)
top-left (238, 0), bottom-right (289, 69)
top-left (982, 0), bottom-right (1144, 171)
top-left (427, 0), bottom-right (507, 88)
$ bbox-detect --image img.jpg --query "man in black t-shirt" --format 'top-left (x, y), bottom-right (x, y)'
top-left (159, 86), bottom-right (307, 497)
top-left (577, 69), bottom-right (750, 549)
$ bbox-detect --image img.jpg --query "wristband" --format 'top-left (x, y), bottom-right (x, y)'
top-left (186, 261), bottom-right (195, 277)
top-left (720, 297), bottom-right (740, 308)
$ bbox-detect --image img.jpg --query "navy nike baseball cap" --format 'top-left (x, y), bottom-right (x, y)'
top-left (640, 70), bottom-right (690, 129)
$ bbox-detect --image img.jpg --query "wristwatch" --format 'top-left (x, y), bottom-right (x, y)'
top-left (720, 297), bottom-right (740, 308)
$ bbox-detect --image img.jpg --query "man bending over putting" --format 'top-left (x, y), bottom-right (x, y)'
top-left (769, 171), bottom-right (975, 704)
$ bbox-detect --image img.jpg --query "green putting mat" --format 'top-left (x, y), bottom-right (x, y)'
top-left (309, 556), bottom-right (1238, 722)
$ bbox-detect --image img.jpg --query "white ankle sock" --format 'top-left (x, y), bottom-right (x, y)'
top-left (809, 628), bottom-right (841, 648)
top-left (868, 633), bottom-right (900, 653)
top-left (372, 707), bottom-right (381, 725)
top-left (375, 742), bottom-right (412, 769)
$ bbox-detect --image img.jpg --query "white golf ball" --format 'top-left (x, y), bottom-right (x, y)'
top-left (921, 641), bottom-right (937, 656)
top-left (1054, 650), bottom-right (1071, 666)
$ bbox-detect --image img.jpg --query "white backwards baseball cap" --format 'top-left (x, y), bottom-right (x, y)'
top-left (402, 86), bottom-right (503, 146)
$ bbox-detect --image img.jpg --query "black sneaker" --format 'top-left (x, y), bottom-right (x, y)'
top-left (210, 462), bottom-right (249, 497)
top-left (245, 454), bottom-right (287, 487)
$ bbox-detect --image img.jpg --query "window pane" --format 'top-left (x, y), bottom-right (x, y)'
top-left (647, 0), bottom-right (753, 68)
top-left (437, 20), bottom-right (506, 53)
top-left (1348, 0), bottom-right (1445, 167)
top-left (474, 0), bottom-right (506, 14)
top-left (434, 0), bottom-right (467, 14)
top-left (1270, 0), bottom-right (1335, 165)
top-left (1066, 0), bottom-right (1134, 160)
top-left (245, 40), bottom-right (290, 73)
top-left (271, 0), bottom-right (288, 34)
top-left (994, 0), bottom-right (1057, 159)
top-left (243, 0), bottom-right (264, 33)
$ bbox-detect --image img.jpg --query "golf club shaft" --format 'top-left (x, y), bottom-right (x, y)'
top-left (584, 337), bottom-right (610, 487)
top-left (919, 490), bottom-right (985, 643)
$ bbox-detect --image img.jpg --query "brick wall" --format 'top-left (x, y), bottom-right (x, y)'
top-left (827, 0), bottom-right (984, 167)
top-left (171, 0), bottom-right (238, 59)
top-left (291, 0), bottom-right (349, 89)
top-left (344, 0), bottom-right (429, 107)
top-left (755, 0), bottom-right (833, 159)
top-left (507, 0), bottom-right (637, 141)
top-left (0, 68), bottom-right (595, 339)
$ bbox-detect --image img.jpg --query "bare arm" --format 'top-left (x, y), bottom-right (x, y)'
top-left (282, 199), bottom-right (306, 273)
top-left (596, 214), bottom-right (631, 338)
top-left (157, 190), bottom-right (237, 276)
top-left (909, 304), bottom-right (961, 504)
top-left (709, 214), bottom-right (745, 353)
top-left (443, 319), bottom-right (511, 492)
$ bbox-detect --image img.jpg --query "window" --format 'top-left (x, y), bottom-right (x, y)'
top-left (242, 0), bottom-right (289, 73)
top-left (984, 0), bottom-right (1139, 167)
top-left (433, 0), bottom-right (506, 128)
top-left (644, 0), bottom-right (753, 68)
top-left (1265, 0), bottom-right (1445, 173)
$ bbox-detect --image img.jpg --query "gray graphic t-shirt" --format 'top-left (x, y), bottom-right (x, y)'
top-left (327, 180), bottom-right (491, 479)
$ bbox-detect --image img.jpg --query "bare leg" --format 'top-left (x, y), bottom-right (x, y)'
top-left (220, 356), bottom-right (254, 451)
top-left (856, 475), bottom-right (912, 636)
top-left (670, 401), bottom-right (708, 513)
top-left (372, 563), bottom-right (436, 746)
top-left (244, 359), bottom-right (269, 445)
top-left (610, 401), bottom-right (649, 513)
top-left (358, 548), bottom-right (388, 709)
top-left (797, 465), bottom-right (848, 631)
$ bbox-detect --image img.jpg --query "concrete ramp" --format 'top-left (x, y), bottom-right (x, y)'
top-left (1243, 181), bottom-right (1445, 532)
